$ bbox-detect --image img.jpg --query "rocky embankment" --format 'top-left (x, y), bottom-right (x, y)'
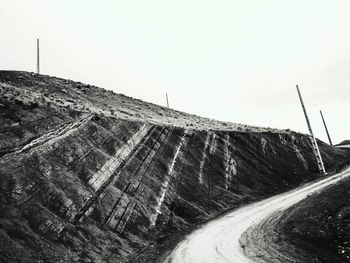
top-left (0, 71), bottom-right (349, 262)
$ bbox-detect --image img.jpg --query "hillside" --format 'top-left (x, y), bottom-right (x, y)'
top-left (336, 140), bottom-right (350, 149)
top-left (337, 140), bottom-right (350, 146)
top-left (275, 167), bottom-right (350, 262)
top-left (0, 71), bottom-right (349, 262)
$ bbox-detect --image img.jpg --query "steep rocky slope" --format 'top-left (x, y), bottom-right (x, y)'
top-left (0, 71), bottom-right (349, 262)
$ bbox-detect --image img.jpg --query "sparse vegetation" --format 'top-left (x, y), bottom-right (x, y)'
top-left (0, 70), bottom-right (348, 263)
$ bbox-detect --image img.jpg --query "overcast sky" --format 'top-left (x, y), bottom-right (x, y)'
top-left (1, 0), bottom-right (349, 144)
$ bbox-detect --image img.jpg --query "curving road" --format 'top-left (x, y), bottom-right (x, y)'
top-left (164, 167), bottom-right (350, 263)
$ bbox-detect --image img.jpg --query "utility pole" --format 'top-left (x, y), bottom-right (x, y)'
top-left (36, 38), bottom-right (40, 74)
top-left (320, 110), bottom-right (333, 146)
top-left (296, 85), bottom-right (326, 175)
top-left (166, 92), bottom-right (169, 108)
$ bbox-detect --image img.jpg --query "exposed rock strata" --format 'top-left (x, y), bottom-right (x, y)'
top-left (0, 71), bottom-right (349, 262)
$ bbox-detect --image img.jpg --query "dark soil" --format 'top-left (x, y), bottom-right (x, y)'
top-left (278, 164), bottom-right (350, 263)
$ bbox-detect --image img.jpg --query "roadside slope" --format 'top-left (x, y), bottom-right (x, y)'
top-left (272, 165), bottom-right (350, 262)
top-left (165, 167), bottom-right (350, 263)
top-left (0, 71), bottom-right (349, 262)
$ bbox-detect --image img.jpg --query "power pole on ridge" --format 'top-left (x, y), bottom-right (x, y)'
top-left (166, 92), bottom-right (169, 108)
top-left (37, 38), bottom-right (40, 74)
top-left (320, 110), bottom-right (333, 146)
top-left (296, 85), bottom-right (326, 175)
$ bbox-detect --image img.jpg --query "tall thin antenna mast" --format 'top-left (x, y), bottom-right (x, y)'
top-left (320, 110), bottom-right (333, 146)
top-left (166, 92), bottom-right (169, 108)
top-left (36, 38), bottom-right (40, 74)
top-left (296, 85), bottom-right (326, 175)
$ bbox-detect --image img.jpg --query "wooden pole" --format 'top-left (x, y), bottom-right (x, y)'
top-left (166, 92), bottom-right (169, 108)
top-left (320, 110), bottom-right (333, 146)
top-left (296, 85), bottom-right (326, 175)
top-left (37, 38), bottom-right (40, 74)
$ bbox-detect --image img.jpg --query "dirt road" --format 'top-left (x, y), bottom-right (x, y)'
top-left (165, 167), bottom-right (350, 263)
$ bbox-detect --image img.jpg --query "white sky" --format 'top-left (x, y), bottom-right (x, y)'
top-left (0, 0), bottom-right (349, 144)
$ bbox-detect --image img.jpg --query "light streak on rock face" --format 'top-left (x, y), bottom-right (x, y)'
top-left (224, 134), bottom-right (230, 189)
top-left (294, 147), bottom-right (309, 169)
top-left (151, 130), bottom-right (190, 226)
top-left (261, 138), bottom-right (267, 155)
top-left (199, 133), bottom-right (211, 185)
top-left (88, 124), bottom-right (150, 191)
top-left (209, 133), bottom-right (217, 155)
top-left (224, 134), bottom-right (238, 189)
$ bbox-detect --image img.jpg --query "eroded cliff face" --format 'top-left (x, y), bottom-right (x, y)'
top-left (0, 71), bottom-right (349, 262)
